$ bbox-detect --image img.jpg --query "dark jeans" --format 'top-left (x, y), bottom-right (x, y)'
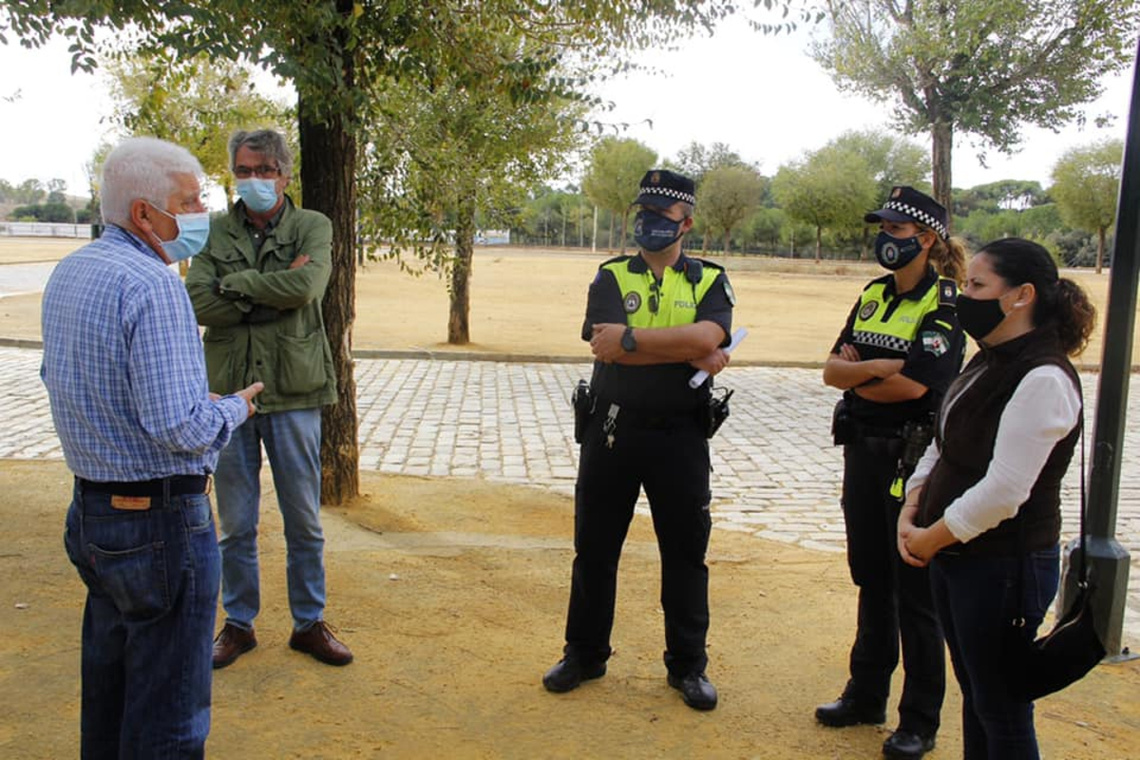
top-left (930, 547), bottom-right (1060, 760)
top-left (563, 412), bottom-right (712, 676)
top-left (840, 437), bottom-right (945, 736)
top-left (64, 480), bottom-right (221, 759)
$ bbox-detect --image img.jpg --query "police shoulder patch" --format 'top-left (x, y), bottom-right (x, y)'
top-left (921, 330), bottom-right (950, 357)
top-left (723, 280), bottom-right (736, 306)
top-left (624, 291), bottom-right (642, 313)
top-left (858, 300), bottom-right (879, 321)
top-left (939, 278), bottom-right (958, 306)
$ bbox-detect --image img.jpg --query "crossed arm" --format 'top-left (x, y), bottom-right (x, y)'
top-left (823, 343), bottom-right (929, 403)
top-left (589, 321), bottom-right (730, 374)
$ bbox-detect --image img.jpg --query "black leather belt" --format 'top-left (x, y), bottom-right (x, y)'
top-left (618, 407), bottom-right (700, 430)
top-left (850, 420), bottom-right (903, 439)
top-left (77, 475), bottom-right (209, 497)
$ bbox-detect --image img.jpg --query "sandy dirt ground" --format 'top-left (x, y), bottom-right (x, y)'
top-left (0, 239), bottom-right (1123, 368)
top-left (1, 239), bottom-right (1137, 757)
top-left (1, 459), bottom-right (1138, 759)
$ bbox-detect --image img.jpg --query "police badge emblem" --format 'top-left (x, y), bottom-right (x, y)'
top-left (879, 240), bottom-right (899, 265)
top-left (624, 291), bottom-right (642, 313)
top-left (858, 301), bottom-right (879, 320)
top-left (724, 280), bottom-right (736, 306)
top-left (921, 330), bottom-right (949, 357)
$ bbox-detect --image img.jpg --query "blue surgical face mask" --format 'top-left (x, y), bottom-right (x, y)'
top-left (634, 209), bottom-right (684, 252)
top-left (874, 230), bottom-right (924, 271)
top-left (236, 178), bottom-right (281, 213)
top-left (151, 205), bottom-right (210, 262)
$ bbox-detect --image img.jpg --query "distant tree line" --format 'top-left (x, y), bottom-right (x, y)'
top-left (509, 134), bottom-right (1123, 272)
top-left (0, 177), bottom-right (94, 223)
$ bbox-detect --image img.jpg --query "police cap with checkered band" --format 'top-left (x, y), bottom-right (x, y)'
top-left (864, 185), bottom-right (949, 241)
top-left (635, 169), bottom-right (697, 210)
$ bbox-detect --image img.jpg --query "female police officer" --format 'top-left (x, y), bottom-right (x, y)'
top-left (542, 169), bottom-right (733, 711)
top-left (816, 186), bottom-right (968, 760)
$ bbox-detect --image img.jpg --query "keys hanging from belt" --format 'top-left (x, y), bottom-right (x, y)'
top-left (602, 403), bottom-right (620, 449)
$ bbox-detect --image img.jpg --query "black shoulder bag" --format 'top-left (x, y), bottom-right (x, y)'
top-left (1005, 420), bottom-right (1106, 701)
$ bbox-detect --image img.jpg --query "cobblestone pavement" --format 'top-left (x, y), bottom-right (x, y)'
top-left (4, 346), bottom-right (1137, 645)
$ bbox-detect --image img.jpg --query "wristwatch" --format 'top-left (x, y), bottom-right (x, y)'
top-left (621, 326), bottom-right (637, 353)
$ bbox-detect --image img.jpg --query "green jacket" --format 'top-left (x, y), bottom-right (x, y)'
top-left (186, 197), bottom-right (337, 413)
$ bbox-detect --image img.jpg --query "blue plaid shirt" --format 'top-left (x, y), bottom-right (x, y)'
top-left (41, 225), bottom-right (248, 481)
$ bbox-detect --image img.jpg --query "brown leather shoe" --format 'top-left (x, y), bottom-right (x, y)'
top-left (212, 623), bottom-right (257, 669)
top-left (289, 621), bottom-right (354, 666)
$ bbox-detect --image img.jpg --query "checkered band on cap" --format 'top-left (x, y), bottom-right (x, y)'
top-left (639, 184), bottom-right (696, 206)
top-left (881, 199), bottom-right (948, 240)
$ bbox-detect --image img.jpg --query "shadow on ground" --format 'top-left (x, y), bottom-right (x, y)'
top-left (1, 460), bottom-right (1137, 758)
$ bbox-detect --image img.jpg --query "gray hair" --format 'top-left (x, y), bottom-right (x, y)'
top-left (100, 137), bottom-right (203, 227)
top-left (229, 129), bottom-right (293, 177)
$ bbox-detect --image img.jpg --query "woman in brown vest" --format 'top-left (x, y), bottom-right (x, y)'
top-left (897, 238), bottom-right (1096, 758)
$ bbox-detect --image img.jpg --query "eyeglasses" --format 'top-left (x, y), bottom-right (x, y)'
top-left (233, 165), bottom-right (282, 179)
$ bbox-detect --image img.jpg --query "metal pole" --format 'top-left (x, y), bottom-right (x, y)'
top-left (1059, 41), bottom-right (1140, 659)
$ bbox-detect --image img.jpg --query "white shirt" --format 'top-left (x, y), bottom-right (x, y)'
top-left (905, 364), bottom-right (1081, 544)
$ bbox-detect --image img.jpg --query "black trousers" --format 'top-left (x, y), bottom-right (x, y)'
top-left (841, 435), bottom-right (945, 736)
top-left (563, 411), bottom-right (712, 676)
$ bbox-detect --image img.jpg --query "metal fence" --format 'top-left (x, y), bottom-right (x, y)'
top-left (0, 222), bottom-right (94, 239)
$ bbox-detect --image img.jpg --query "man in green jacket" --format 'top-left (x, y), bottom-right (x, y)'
top-left (186, 129), bottom-right (353, 669)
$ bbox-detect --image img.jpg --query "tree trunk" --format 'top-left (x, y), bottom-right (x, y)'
top-left (931, 120), bottom-right (953, 229)
top-left (300, 104), bottom-right (359, 503)
top-left (619, 208), bottom-right (630, 255)
top-left (815, 225), bottom-right (822, 263)
top-left (448, 186), bottom-right (476, 344)
top-left (723, 228), bottom-right (731, 256)
top-left (1097, 225), bottom-right (1106, 274)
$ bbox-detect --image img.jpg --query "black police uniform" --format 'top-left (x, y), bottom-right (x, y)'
top-left (563, 251), bottom-right (733, 678)
top-left (830, 265), bottom-right (964, 737)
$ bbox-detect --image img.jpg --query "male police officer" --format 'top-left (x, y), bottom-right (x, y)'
top-left (543, 170), bottom-right (734, 710)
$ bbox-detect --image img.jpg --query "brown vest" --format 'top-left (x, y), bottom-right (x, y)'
top-left (917, 328), bottom-right (1081, 557)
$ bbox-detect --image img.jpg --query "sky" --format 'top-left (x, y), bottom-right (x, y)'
top-left (0, 17), bottom-right (1135, 208)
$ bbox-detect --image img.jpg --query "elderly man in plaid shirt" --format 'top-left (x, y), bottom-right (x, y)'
top-left (41, 137), bottom-right (262, 758)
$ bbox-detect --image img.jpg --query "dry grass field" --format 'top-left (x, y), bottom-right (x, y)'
top-left (0, 237), bottom-right (1123, 368)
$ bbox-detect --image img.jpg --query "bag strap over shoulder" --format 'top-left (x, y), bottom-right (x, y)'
top-left (1015, 415), bottom-right (1088, 625)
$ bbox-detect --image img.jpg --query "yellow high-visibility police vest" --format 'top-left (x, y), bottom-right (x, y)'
top-left (852, 276), bottom-right (957, 356)
top-left (604, 256), bottom-right (724, 329)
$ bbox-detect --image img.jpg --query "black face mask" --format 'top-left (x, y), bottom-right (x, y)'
top-left (634, 209), bottom-right (684, 252)
top-left (874, 230), bottom-right (923, 271)
top-left (956, 294), bottom-right (1008, 340)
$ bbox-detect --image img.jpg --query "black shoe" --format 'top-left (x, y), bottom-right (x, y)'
top-left (883, 730), bottom-right (936, 759)
top-left (542, 658), bottom-right (606, 693)
top-left (667, 672), bottom-right (718, 711)
top-left (815, 696), bottom-right (886, 727)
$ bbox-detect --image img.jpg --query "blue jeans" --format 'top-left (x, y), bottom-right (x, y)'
top-left (929, 546), bottom-right (1060, 760)
top-left (215, 408), bottom-right (326, 631)
top-left (63, 480), bottom-right (220, 759)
